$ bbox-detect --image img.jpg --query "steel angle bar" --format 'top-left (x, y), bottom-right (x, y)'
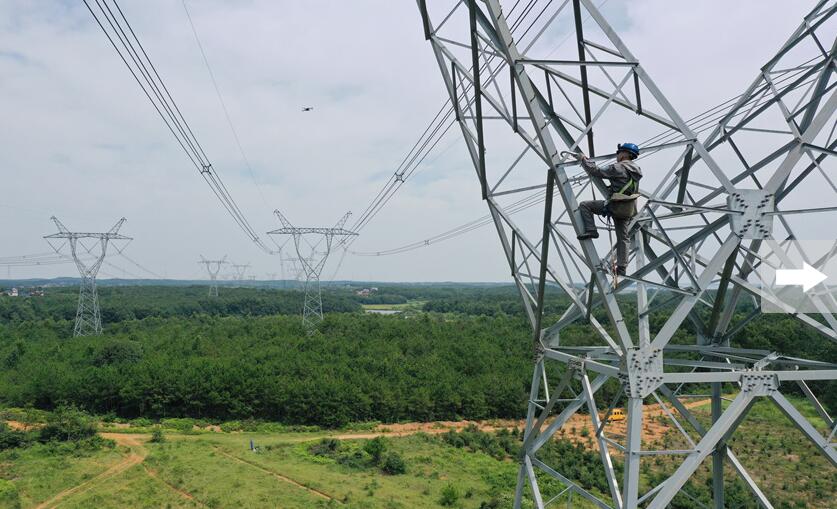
top-left (516, 362), bottom-right (545, 509)
top-left (771, 391), bottom-right (837, 467)
top-left (581, 372), bottom-right (623, 509)
top-left (490, 182), bottom-right (548, 197)
top-left (647, 391), bottom-right (755, 509)
top-left (530, 374), bottom-right (610, 453)
top-left (796, 380), bottom-right (835, 428)
top-left (542, 349), bottom-right (620, 376)
top-left (615, 274), bottom-right (695, 296)
top-left (522, 367), bottom-right (575, 450)
top-left (488, 186), bottom-right (621, 349)
top-left (651, 235), bottom-right (739, 350)
top-left (656, 385), bottom-right (775, 508)
top-left (661, 370), bottom-right (837, 384)
top-left (662, 358), bottom-right (746, 370)
top-left (530, 63), bottom-right (678, 130)
top-left (530, 458), bottom-right (614, 509)
top-left (518, 58), bottom-right (638, 67)
top-left (579, 0), bottom-right (735, 192)
top-left (646, 200), bottom-right (739, 215)
top-left (523, 454), bottom-right (546, 509)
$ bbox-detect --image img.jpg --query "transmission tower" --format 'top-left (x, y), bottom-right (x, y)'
top-left (418, 1), bottom-right (836, 507)
top-left (44, 216), bottom-right (131, 337)
top-left (268, 211), bottom-right (358, 332)
top-left (230, 263), bottom-right (250, 285)
top-left (281, 255), bottom-right (311, 287)
top-left (199, 255), bottom-right (227, 297)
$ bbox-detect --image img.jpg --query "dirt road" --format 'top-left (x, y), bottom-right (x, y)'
top-left (333, 398), bottom-right (710, 446)
top-left (35, 434), bottom-right (147, 509)
top-left (21, 397), bottom-right (709, 507)
top-left (214, 448), bottom-right (338, 502)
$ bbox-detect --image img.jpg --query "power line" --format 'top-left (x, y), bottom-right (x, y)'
top-left (117, 252), bottom-right (163, 278)
top-left (341, 0), bottom-right (561, 247)
top-left (347, 60), bottom-right (820, 257)
top-left (180, 0), bottom-right (272, 212)
top-left (81, 0), bottom-right (272, 254)
top-left (340, 0), bottom-right (613, 256)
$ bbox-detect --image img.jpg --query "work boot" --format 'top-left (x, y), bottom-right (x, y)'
top-left (577, 231), bottom-right (599, 240)
top-left (615, 266), bottom-right (626, 277)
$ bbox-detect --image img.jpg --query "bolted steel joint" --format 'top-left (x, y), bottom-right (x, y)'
top-left (740, 372), bottom-right (779, 396)
top-left (620, 346), bottom-right (664, 398)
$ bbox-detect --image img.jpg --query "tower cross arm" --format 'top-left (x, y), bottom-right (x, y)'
top-left (268, 227), bottom-right (358, 236)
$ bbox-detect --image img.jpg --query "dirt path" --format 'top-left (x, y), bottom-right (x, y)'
top-left (35, 433), bottom-right (205, 508)
top-left (214, 448), bottom-right (339, 503)
top-left (332, 398), bottom-right (710, 445)
top-left (35, 434), bottom-right (147, 509)
top-left (25, 397), bottom-right (708, 507)
top-left (142, 464), bottom-right (206, 507)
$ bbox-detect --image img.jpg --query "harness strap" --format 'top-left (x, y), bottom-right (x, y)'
top-left (617, 178), bottom-right (638, 195)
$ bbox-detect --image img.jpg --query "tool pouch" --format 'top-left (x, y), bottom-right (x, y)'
top-left (607, 193), bottom-right (640, 220)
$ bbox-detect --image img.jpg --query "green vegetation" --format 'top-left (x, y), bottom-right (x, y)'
top-left (0, 283), bottom-right (834, 507)
top-left (0, 396), bottom-right (831, 508)
top-left (0, 303), bottom-right (533, 426)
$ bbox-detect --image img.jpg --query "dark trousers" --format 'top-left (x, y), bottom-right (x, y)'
top-left (579, 200), bottom-right (630, 269)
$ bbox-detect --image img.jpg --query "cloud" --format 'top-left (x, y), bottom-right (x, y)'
top-left (0, 0), bottom-right (819, 281)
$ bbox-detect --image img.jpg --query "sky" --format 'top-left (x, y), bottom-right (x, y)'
top-left (0, 0), bottom-right (816, 282)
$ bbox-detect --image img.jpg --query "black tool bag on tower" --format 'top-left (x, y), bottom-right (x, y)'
top-left (607, 178), bottom-right (640, 220)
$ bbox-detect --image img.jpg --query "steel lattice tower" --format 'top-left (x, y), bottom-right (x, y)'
top-left (282, 255), bottom-right (311, 285)
top-left (268, 211), bottom-right (358, 333)
top-left (230, 263), bottom-right (250, 284)
top-left (418, 1), bottom-right (836, 507)
top-left (44, 216), bottom-right (131, 337)
top-left (199, 255), bottom-right (227, 297)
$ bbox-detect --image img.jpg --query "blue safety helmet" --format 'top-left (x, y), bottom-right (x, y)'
top-left (617, 142), bottom-right (640, 158)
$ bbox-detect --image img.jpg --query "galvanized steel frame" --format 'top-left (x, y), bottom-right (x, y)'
top-left (268, 211), bottom-right (358, 333)
top-left (417, 0), bottom-right (837, 506)
top-left (44, 216), bottom-right (131, 337)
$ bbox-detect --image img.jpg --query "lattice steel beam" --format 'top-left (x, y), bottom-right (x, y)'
top-left (417, 0), bottom-right (837, 506)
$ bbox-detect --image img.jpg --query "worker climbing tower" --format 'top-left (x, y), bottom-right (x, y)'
top-left (44, 216), bottom-right (132, 337)
top-left (268, 211), bottom-right (358, 333)
top-left (417, 0), bottom-right (836, 507)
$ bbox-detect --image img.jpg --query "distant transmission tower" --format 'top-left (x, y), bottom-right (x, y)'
top-left (230, 263), bottom-right (250, 285)
top-left (281, 255), bottom-right (311, 286)
top-left (268, 211), bottom-right (358, 332)
top-left (418, 1), bottom-right (836, 507)
top-left (198, 255), bottom-right (227, 297)
top-left (44, 216), bottom-right (131, 337)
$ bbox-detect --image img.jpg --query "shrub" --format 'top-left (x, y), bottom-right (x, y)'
top-left (132, 417), bottom-right (153, 427)
top-left (380, 452), bottom-right (406, 475)
top-left (150, 429), bottom-right (165, 443)
top-left (160, 418), bottom-right (196, 433)
top-left (364, 436), bottom-right (387, 463)
top-left (93, 340), bottom-right (143, 366)
top-left (439, 484), bottom-right (460, 506)
top-left (309, 438), bottom-right (341, 457)
top-left (0, 423), bottom-right (31, 451)
top-left (0, 479), bottom-right (20, 509)
top-left (336, 449), bottom-right (369, 469)
top-left (39, 406), bottom-right (97, 443)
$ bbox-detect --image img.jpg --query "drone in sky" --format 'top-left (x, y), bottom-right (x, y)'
top-left (301, 106), bottom-right (313, 112)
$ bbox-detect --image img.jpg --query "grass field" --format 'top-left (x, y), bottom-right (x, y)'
top-left (361, 300), bottom-right (426, 312)
top-left (0, 395), bottom-right (834, 508)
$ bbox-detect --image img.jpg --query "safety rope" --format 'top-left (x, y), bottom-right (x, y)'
top-left (605, 214), bottom-right (618, 286)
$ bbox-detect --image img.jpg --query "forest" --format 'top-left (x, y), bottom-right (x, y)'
top-left (0, 283), bottom-right (834, 426)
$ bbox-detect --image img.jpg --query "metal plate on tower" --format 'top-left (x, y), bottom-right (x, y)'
top-left (728, 190), bottom-right (775, 239)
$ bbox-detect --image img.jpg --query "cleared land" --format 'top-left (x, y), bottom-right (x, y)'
top-left (0, 395), bottom-right (834, 509)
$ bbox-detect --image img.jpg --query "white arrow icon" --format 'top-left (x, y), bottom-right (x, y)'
top-left (775, 262), bottom-right (828, 292)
